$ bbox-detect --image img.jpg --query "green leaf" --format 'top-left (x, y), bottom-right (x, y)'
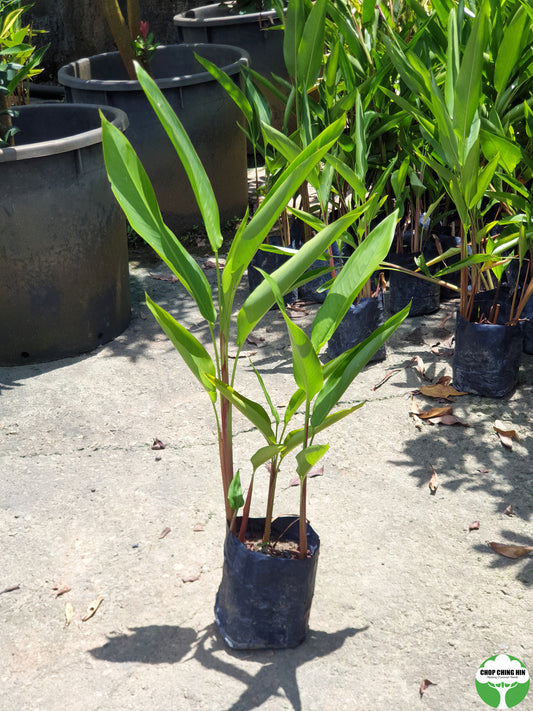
top-left (453, 0), bottom-right (489, 148)
top-left (223, 116), bottom-right (346, 305)
top-left (251, 445), bottom-right (284, 472)
top-left (135, 62), bottom-right (223, 252)
top-left (261, 271), bottom-right (323, 401)
top-left (312, 306), bottom-right (410, 427)
top-left (283, 404), bottom-right (364, 454)
top-left (284, 387), bottom-right (306, 425)
top-left (205, 376), bottom-right (276, 443)
top-left (283, 0), bottom-right (305, 81)
top-left (296, 0), bottom-right (327, 91)
top-left (494, 5), bottom-right (527, 95)
top-left (145, 295), bottom-right (217, 401)
top-left (237, 203), bottom-right (366, 345)
top-left (228, 470), bottom-right (244, 512)
top-left (194, 52), bottom-right (254, 127)
top-left (480, 129), bottom-right (522, 174)
top-left (311, 211), bottom-right (398, 351)
top-left (100, 113), bottom-right (216, 324)
top-left (296, 444), bottom-right (329, 480)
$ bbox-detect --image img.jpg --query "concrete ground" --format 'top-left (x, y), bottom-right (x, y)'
top-left (1, 248), bottom-right (532, 711)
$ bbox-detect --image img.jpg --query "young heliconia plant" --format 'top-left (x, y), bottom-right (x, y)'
top-left (100, 62), bottom-right (409, 557)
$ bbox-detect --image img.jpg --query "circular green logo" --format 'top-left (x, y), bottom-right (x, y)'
top-left (476, 654), bottom-right (530, 708)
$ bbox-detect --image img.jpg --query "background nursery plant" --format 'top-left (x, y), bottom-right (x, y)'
top-left (101, 62), bottom-right (409, 648)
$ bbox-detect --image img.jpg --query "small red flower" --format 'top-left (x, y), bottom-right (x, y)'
top-left (139, 21), bottom-right (149, 40)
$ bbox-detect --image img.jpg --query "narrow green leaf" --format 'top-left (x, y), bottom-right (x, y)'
top-left (312, 306), bottom-right (410, 427)
top-left (453, 1), bottom-right (489, 148)
top-left (296, 444), bottom-right (329, 480)
top-left (297, 0), bottom-right (327, 90)
top-left (261, 271), bottom-right (323, 401)
top-left (101, 113), bottom-right (217, 324)
top-left (283, 404), bottom-right (364, 454)
top-left (223, 117), bottom-right (346, 303)
top-left (251, 445), bottom-right (284, 472)
top-left (145, 295), bottom-right (217, 401)
top-left (237, 204), bottom-right (366, 345)
top-left (228, 471), bottom-right (244, 512)
top-left (311, 211), bottom-right (398, 351)
top-left (205, 376), bottom-right (276, 443)
top-left (494, 5), bottom-right (527, 95)
top-left (135, 62), bottom-right (223, 252)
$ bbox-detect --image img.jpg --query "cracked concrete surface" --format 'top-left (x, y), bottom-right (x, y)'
top-left (1, 256), bottom-right (532, 710)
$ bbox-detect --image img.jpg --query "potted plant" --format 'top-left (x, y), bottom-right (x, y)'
top-left (0, 0), bottom-right (130, 365)
top-left (382, 0), bottom-right (530, 396)
top-left (0, 0), bottom-right (47, 145)
top-left (58, 0), bottom-right (250, 234)
top-left (101, 62), bottom-right (410, 649)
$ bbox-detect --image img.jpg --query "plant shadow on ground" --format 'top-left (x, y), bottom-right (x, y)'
top-left (387, 351), bottom-right (533, 585)
top-left (88, 623), bottom-right (365, 710)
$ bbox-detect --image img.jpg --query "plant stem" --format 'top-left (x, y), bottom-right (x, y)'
top-left (219, 331), bottom-right (234, 525)
top-left (99, 0), bottom-right (137, 79)
top-left (262, 458), bottom-right (279, 544)
top-left (0, 94), bottom-right (13, 145)
top-left (127, 0), bottom-right (140, 41)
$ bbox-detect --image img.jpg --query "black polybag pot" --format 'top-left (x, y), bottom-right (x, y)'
top-left (388, 250), bottom-right (440, 316)
top-left (521, 295), bottom-right (533, 355)
top-left (215, 516), bottom-right (320, 650)
top-left (452, 292), bottom-right (523, 397)
top-left (327, 293), bottom-right (386, 361)
top-left (298, 250), bottom-right (342, 303)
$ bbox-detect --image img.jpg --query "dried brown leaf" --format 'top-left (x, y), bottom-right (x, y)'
top-left (182, 573), bottom-right (200, 583)
top-left (309, 465), bottom-right (324, 479)
top-left (419, 383), bottom-right (467, 400)
top-left (151, 437), bottom-right (165, 450)
top-left (52, 582), bottom-right (72, 597)
top-left (246, 333), bottom-right (266, 347)
top-left (487, 541), bottom-right (533, 559)
top-left (429, 414), bottom-right (470, 427)
top-left (159, 526), bottom-right (171, 539)
top-left (203, 257), bottom-right (225, 270)
top-left (149, 273), bottom-right (178, 283)
top-left (193, 522), bottom-right (205, 532)
top-left (497, 433), bottom-right (514, 449)
top-left (419, 679), bottom-right (437, 697)
top-left (435, 375), bottom-right (452, 386)
top-left (81, 595), bottom-right (104, 622)
top-left (428, 466), bottom-right (439, 494)
top-left (371, 369), bottom-right (401, 391)
top-left (288, 476), bottom-right (300, 487)
top-left (494, 421), bottom-right (520, 448)
top-left (409, 355), bottom-right (431, 380)
top-left (430, 344), bottom-right (454, 358)
top-left (469, 521), bottom-right (480, 531)
top-left (503, 504), bottom-right (515, 517)
top-left (228, 350), bottom-right (257, 359)
top-left (437, 314), bottom-right (452, 329)
top-left (416, 406), bottom-right (454, 420)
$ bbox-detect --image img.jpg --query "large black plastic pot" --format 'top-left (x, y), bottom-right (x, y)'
top-left (327, 293), bottom-right (386, 361)
top-left (0, 103), bottom-right (130, 366)
top-left (174, 5), bottom-right (287, 129)
top-left (388, 250), bottom-right (440, 317)
top-left (215, 516), bottom-right (320, 650)
top-left (452, 291), bottom-right (523, 397)
top-left (58, 44), bottom-right (249, 234)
